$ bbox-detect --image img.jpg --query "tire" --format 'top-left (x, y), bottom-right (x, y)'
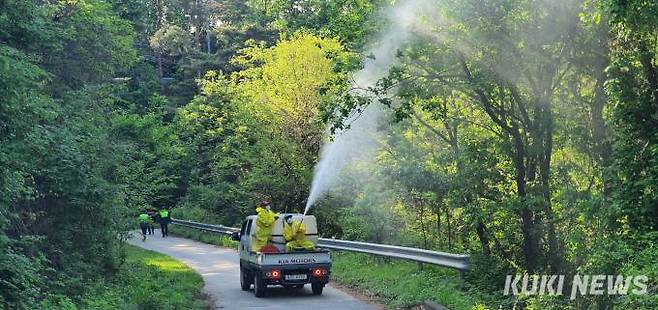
top-left (311, 283), bottom-right (323, 295)
top-left (240, 267), bottom-right (251, 291)
top-left (254, 273), bottom-right (266, 297)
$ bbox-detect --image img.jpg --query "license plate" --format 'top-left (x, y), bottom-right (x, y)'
top-left (285, 274), bottom-right (307, 280)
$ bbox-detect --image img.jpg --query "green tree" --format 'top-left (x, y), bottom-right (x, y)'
top-left (605, 0), bottom-right (658, 231)
top-left (233, 32), bottom-right (352, 157)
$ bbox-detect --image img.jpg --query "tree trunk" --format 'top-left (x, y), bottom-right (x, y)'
top-left (475, 221), bottom-right (491, 255)
top-left (435, 204), bottom-right (442, 248)
top-left (154, 0), bottom-right (164, 83)
top-left (157, 52), bottom-right (163, 78)
top-left (537, 79), bottom-right (563, 272)
top-left (459, 55), bottom-right (540, 271)
top-left (446, 206), bottom-right (453, 250)
top-left (638, 39), bottom-right (658, 106)
top-left (418, 200), bottom-right (428, 248)
top-left (591, 74), bottom-right (612, 196)
top-left (511, 126), bottom-right (539, 272)
top-left (520, 207), bottom-right (537, 271)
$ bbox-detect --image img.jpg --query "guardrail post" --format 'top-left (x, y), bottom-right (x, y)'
top-left (418, 262), bottom-right (424, 272)
top-left (459, 270), bottom-right (467, 290)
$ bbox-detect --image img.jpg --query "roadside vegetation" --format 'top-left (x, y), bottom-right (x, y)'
top-left (37, 245), bottom-right (207, 309)
top-left (79, 245), bottom-right (208, 310)
top-left (169, 225), bottom-right (239, 250)
top-left (331, 253), bottom-right (489, 310)
top-left (2, 0), bottom-right (656, 309)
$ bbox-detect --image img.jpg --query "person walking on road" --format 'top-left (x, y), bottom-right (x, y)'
top-left (159, 207), bottom-right (171, 237)
top-left (146, 208), bottom-right (157, 235)
top-left (138, 210), bottom-right (150, 241)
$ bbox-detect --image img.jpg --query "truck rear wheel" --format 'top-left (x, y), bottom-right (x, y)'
top-left (311, 283), bottom-right (323, 295)
top-left (254, 273), bottom-right (266, 297)
top-left (240, 267), bottom-right (252, 291)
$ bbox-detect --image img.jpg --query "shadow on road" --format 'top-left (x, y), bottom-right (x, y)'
top-left (242, 286), bottom-right (324, 299)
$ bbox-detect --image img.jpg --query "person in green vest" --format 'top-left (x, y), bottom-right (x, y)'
top-left (138, 210), bottom-right (150, 241)
top-left (158, 207), bottom-right (172, 237)
top-left (146, 208), bottom-right (157, 235)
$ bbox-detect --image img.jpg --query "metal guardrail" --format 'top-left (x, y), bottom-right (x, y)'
top-left (171, 218), bottom-right (469, 271)
top-left (317, 238), bottom-right (469, 271)
top-left (172, 219), bottom-right (239, 235)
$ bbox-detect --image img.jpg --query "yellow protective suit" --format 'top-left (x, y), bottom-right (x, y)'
top-left (283, 220), bottom-right (315, 251)
top-left (252, 207), bottom-right (277, 251)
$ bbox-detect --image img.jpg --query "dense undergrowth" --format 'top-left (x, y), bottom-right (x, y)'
top-left (331, 252), bottom-right (497, 310)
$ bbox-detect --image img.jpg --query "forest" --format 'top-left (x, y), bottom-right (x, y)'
top-left (0, 0), bottom-right (656, 309)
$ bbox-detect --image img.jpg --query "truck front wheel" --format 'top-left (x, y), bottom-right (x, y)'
top-left (311, 283), bottom-right (324, 295)
top-left (254, 273), bottom-right (266, 297)
top-left (240, 267), bottom-right (252, 291)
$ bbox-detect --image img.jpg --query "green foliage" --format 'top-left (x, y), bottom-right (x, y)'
top-left (171, 206), bottom-right (223, 225)
top-left (246, 0), bottom-right (382, 49)
top-left (0, 18), bottom-right (53, 307)
top-left (150, 24), bottom-right (193, 57)
top-left (79, 245), bottom-right (207, 310)
top-left (332, 252), bottom-right (495, 309)
top-left (42, 0), bottom-right (138, 89)
top-left (232, 32), bottom-right (353, 152)
top-left (0, 246), bottom-right (46, 308)
top-left (2, 0), bottom-right (657, 308)
top-left (112, 108), bottom-right (185, 210)
top-left (174, 33), bottom-right (353, 223)
top-left (169, 225), bottom-right (239, 250)
top-left (603, 0), bottom-right (658, 232)
top-left (0, 0), bottom-right (178, 307)
top-left (39, 294), bottom-right (77, 310)
top-left (615, 233), bottom-right (658, 309)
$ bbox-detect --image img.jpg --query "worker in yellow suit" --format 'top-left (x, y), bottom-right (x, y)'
top-left (253, 201), bottom-right (277, 251)
top-left (283, 215), bottom-right (315, 251)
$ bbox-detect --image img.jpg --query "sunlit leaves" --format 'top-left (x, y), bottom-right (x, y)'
top-left (150, 24), bottom-right (193, 57)
top-left (232, 32), bottom-right (351, 151)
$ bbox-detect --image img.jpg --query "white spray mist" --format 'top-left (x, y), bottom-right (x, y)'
top-left (304, 0), bottom-right (436, 215)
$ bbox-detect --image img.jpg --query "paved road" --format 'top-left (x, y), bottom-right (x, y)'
top-left (127, 232), bottom-right (380, 310)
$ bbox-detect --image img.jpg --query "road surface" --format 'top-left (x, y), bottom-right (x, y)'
top-left (127, 232), bottom-right (380, 310)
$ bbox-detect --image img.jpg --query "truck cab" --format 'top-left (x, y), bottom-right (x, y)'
top-left (234, 213), bottom-right (331, 297)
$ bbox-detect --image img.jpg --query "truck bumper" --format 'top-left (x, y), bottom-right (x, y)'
top-left (256, 263), bottom-right (331, 286)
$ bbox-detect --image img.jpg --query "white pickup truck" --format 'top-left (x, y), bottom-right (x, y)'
top-left (231, 213), bottom-right (331, 297)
